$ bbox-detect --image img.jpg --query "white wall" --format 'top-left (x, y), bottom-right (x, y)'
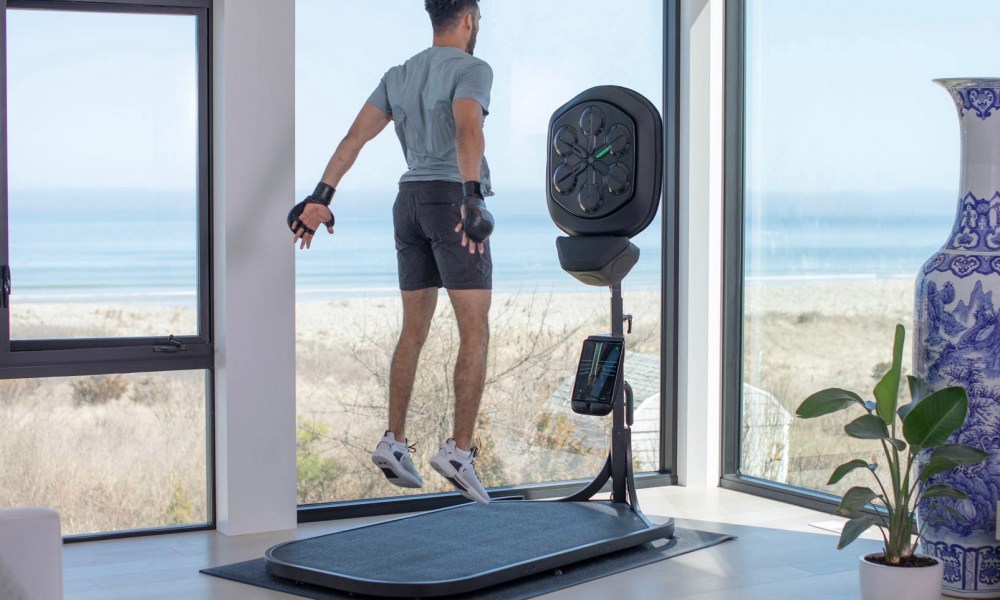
top-left (213, 0), bottom-right (298, 535)
top-left (676, 0), bottom-right (725, 488)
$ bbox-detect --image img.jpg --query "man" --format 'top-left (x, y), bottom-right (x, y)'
top-left (288, 0), bottom-right (495, 504)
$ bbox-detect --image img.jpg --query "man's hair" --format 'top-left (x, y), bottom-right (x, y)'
top-left (425, 0), bottom-right (479, 33)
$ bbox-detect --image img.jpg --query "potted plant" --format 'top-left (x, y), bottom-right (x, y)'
top-left (796, 324), bottom-right (989, 600)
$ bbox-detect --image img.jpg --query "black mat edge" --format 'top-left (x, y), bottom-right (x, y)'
top-left (200, 527), bottom-right (734, 600)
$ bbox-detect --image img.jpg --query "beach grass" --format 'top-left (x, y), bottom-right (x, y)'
top-left (0, 278), bottom-right (916, 534)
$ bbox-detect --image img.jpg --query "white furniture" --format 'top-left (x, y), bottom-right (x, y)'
top-left (0, 507), bottom-right (63, 600)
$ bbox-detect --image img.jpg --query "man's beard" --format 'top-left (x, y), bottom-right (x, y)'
top-left (466, 23), bottom-right (478, 55)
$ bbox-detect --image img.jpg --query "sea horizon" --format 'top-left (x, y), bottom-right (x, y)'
top-left (5, 186), bottom-right (957, 304)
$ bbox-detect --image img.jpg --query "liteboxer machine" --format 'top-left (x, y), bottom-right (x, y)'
top-left (263, 86), bottom-right (673, 597)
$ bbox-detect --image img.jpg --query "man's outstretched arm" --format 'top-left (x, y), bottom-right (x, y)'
top-left (320, 102), bottom-right (392, 188)
top-left (293, 102), bottom-right (391, 249)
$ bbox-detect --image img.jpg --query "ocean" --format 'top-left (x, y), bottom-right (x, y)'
top-left (6, 188), bottom-right (662, 305)
top-left (5, 188), bottom-right (960, 304)
top-left (744, 189), bottom-right (956, 284)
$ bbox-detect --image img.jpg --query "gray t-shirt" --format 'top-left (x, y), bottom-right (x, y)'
top-left (367, 46), bottom-right (493, 194)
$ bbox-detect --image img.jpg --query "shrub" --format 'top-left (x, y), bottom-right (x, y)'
top-left (164, 480), bottom-right (194, 525)
top-left (71, 374), bottom-right (129, 406)
top-left (297, 420), bottom-right (345, 504)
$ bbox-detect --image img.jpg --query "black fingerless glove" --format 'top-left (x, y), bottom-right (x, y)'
top-left (461, 181), bottom-right (494, 243)
top-left (288, 182), bottom-right (336, 234)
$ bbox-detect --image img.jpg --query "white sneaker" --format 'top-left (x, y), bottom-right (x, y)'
top-left (371, 431), bottom-right (423, 488)
top-left (429, 439), bottom-right (490, 504)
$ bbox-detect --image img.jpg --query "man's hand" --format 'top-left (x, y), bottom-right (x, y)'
top-left (455, 181), bottom-right (493, 255)
top-left (291, 202), bottom-right (334, 249)
top-left (289, 182), bottom-right (336, 249)
top-left (455, 203), bottom-right (486, 255)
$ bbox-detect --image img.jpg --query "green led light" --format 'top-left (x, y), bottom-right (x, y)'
top-left (595, 145), bottom-right (612, 159)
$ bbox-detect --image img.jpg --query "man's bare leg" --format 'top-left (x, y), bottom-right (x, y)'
top-left (388, 288), bottom-right (438, 439)
top-left (447, 288), bottom-right (491, 450)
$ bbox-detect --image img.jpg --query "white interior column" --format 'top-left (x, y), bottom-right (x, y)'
top-left (676, 0), bottom-right (726, 488)
top-left (212, 0), bottom-right (297, 535)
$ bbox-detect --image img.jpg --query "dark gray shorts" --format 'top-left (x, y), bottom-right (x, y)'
top-left (393, 181), bottom-right (492, 291)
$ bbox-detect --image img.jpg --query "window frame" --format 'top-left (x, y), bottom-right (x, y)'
top-left (718, 0), bottom-right (869, 514)
top-left (0, 0), bottom-right (213, 379)
top-left (0, 0), bottom-right (215, 541)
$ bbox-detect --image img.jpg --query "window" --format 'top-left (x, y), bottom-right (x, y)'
top-left (294, 0), bottom-right (667, 505)
top-left (726, 0), bottom-right (1000, 502)
top-left (0, 0), bottom-right (212, 538)
top-left (0, 370), bottom-right (209, 534)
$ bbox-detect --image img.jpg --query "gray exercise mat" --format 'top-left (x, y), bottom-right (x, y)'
top-left (201, 526), bottom-right (734, 599)
top-left (269, 501), bottom-right (665, 585)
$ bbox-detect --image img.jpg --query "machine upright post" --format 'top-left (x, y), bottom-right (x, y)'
top-left (610, 284), bottom-right (629, 504)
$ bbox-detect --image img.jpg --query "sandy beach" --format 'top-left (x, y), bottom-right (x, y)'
top-left (743, 277), bottom-right (917, 491)
top-left (0, 278), bottom-right (918, 533)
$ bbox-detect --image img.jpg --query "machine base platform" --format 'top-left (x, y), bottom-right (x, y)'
top-left (265, 500), bottom-right (674, 598)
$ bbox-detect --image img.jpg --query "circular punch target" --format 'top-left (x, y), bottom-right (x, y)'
top-left (579, 183), bottom-right (603, 214)
top-left (605, 123), bottom-right (632, 156)
top-left (552, 162), bottom-right (581, 195)
top-left (553, 125), bottom-right (582, 158)
top-left (604, 162), bottom-right (631, 195)
top-left (579, 105), bottom-right (606, 136)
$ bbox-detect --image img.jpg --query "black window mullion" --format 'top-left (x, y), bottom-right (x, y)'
top-left (0, 0), bottom-right (8, 358)
top-left (0, 345), bottom-right (212, 379)
top-left (12, 334), bottom-right (205, 351)
top-left (8, 0), bottom-right (208, 11)
top-left (721, 0), bottom-right (746, 478)
top-left (197, 4), bottom-right (210, 342)
top-left (659, 0), bottom-right (680, 478)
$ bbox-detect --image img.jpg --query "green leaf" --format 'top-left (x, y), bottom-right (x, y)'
top-left (919, 443), bottom-right (989, 481)
top-left (898, 375), bottom-right (934, 421)
top-left (887, 437), bottom-right (907, 452)
top-left (873, 324), bottom-right (905, 425)
top-left (836, 486), bottom-right (879, 516)
top-left (828, 459), bottom-right (874, 485)
top-left (797, 388), bottom-right (866, 419)
top-left (838, 515), bottom-right (877, 549)
top-left (845, 414), bottom-right (890, 440)
top-left (907, 375), bottom-right (933, 403)
top-left (919, 483), bottom-right (968, 501)
top-left (903, 387), bottom-right (969, 449)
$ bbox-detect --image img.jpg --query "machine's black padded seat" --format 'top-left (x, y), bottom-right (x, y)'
top-left (556, 236), bottom-right (639, 287)
top-left (547, 86), bottom-right (663, 239)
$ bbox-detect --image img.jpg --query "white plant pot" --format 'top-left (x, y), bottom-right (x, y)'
top-left (859, 553), bottom-right (944, 600)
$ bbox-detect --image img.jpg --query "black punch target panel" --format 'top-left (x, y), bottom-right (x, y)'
top-left (547, 86), bottom-right (663, 239)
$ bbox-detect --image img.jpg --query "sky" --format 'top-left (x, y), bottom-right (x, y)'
top-left (5, 9), bottom-right (198, 193)
top-left (6, 1), bottom-right (1000, 199)
top-left (294, 0), bottom-right (664, 196)
top-left (745, 0), bottom-right (1000, 197)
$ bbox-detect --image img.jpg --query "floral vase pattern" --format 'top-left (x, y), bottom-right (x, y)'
top-left (914, 78), bottom-right (1000, 599)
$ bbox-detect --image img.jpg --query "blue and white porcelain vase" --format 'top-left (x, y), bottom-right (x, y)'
top-left (914, 78), bottom-right (1000, 599)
